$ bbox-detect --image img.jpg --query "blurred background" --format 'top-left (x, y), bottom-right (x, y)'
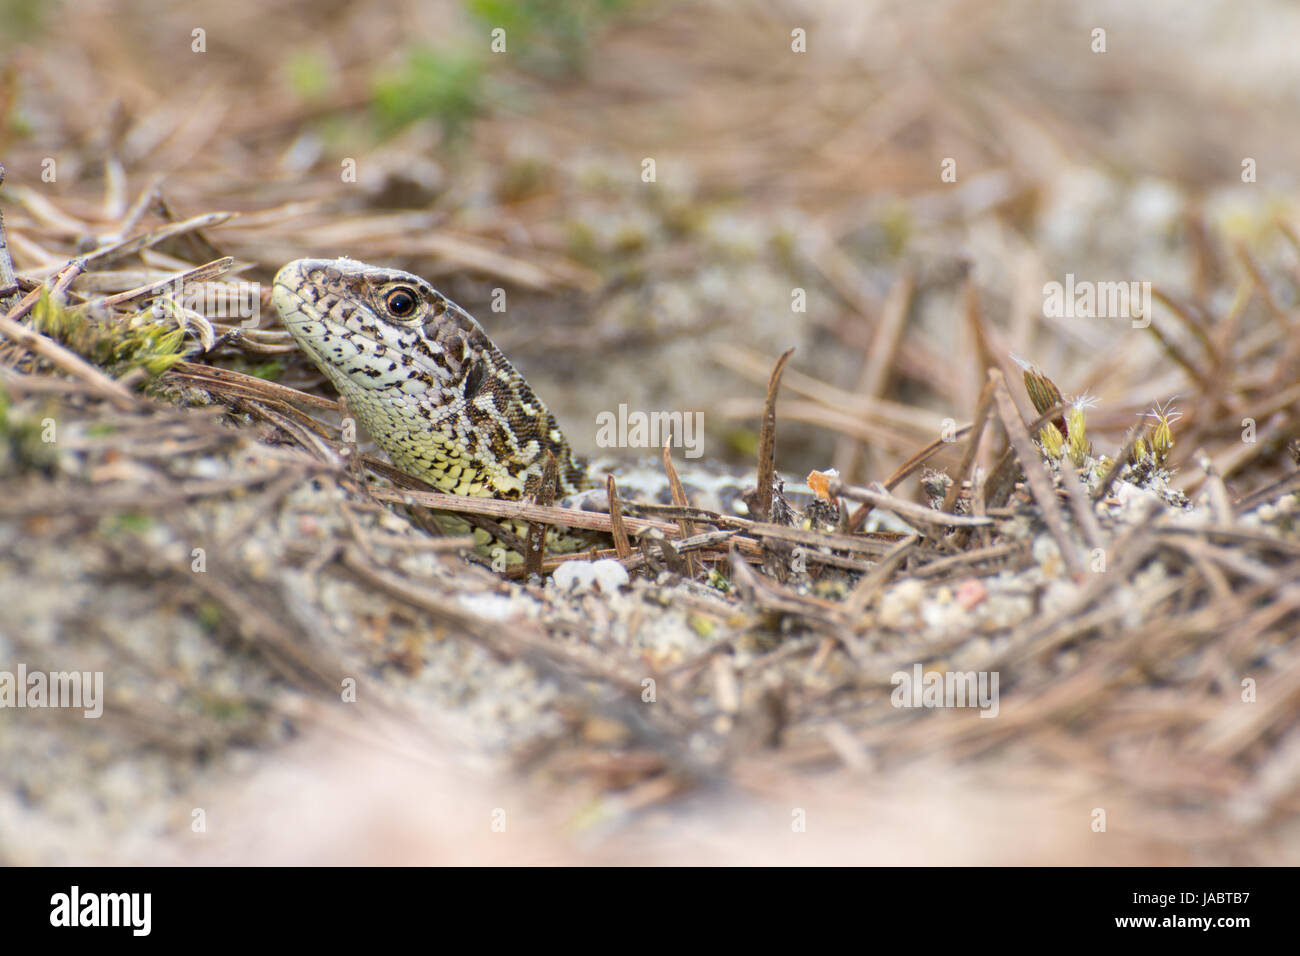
top-left (2, 0), bottom-right (1299, 864)
top-left (4, 0), bottom-right (1299, 487)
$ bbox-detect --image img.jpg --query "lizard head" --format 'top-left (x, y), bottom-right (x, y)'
top-left (272, 257), bottom-right (587, 498)
top-left (272, 257), bottom-right (479, 387)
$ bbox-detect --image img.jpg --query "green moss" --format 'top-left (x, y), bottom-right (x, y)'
top-left (28, 291), bottom-right (186, 381)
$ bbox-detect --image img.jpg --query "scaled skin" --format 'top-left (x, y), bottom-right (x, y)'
top-left (272, 258), bottom-right (588, 500)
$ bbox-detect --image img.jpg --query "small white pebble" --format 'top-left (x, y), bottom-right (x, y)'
top-left (878, 578), bottom-right (926, 628)
top-left (553, 559), bottom-right (628, 593)
top-left (590, 559), bottom-right (630, 592)
top-left (456, 592), bottom-right (516, 621)
top-left (552, 561), bottom-right (597, 592)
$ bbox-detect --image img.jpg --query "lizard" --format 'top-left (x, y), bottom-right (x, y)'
top-left (271, 257), bottom-right (613, 563)
top-left (271, 257), bottom-right (854, 567)
top-left (271, 257), bottom-right (589, 503)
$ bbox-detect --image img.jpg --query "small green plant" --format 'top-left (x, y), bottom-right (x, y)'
top-left (1015, 354), bottom-right (1069, 459)
top-left (465, 0), bottom-right (635, 76)
top-left (1014, 354), bottom-right (1182, 489)
top-left (1141, 398), bottom-right (1180, 467)
top-left (371, 47), bottom-right (484, 139)
top-left (0, 0), bottom-right (46, 46)
top-left (0, 384), bottom-right (57, 474)
top-left (239, 359), bottom-right (285, 381)
top-left (100, 512), bottom-right (154, 535)
top-left (284, 49), bottom-right (334, 101)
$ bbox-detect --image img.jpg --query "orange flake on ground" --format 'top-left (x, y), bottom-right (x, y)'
top-left (955, 578), bottom-right (988, 610)
top-left (807, 469), bottom-right (838, 501)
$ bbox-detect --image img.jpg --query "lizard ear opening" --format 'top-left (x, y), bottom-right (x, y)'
top-left (463, 359), bottom-right (486, 400)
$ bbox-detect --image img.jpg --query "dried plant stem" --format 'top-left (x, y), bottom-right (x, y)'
top-left (754, 348), bottom-right (795, 521)
top-left (988, 369), bottom-right (1085, 580)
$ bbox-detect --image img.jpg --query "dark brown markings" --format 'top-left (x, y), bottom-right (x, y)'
top-left (463, 360), bottom-right (486, 401)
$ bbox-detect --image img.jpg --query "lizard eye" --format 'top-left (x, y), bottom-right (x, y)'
top-left (384, 287), bottom-right (418, 318)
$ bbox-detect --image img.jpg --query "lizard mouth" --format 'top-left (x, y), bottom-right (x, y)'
top-left (271, 261), bottom-right (366, 375)
top-left (270, 260), bottom-right (319, 331)
top-left (271, 278), bottom-right (334, 362)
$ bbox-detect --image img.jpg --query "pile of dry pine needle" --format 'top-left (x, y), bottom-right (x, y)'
top-left (2, 152), bottom-right (1300, 864)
